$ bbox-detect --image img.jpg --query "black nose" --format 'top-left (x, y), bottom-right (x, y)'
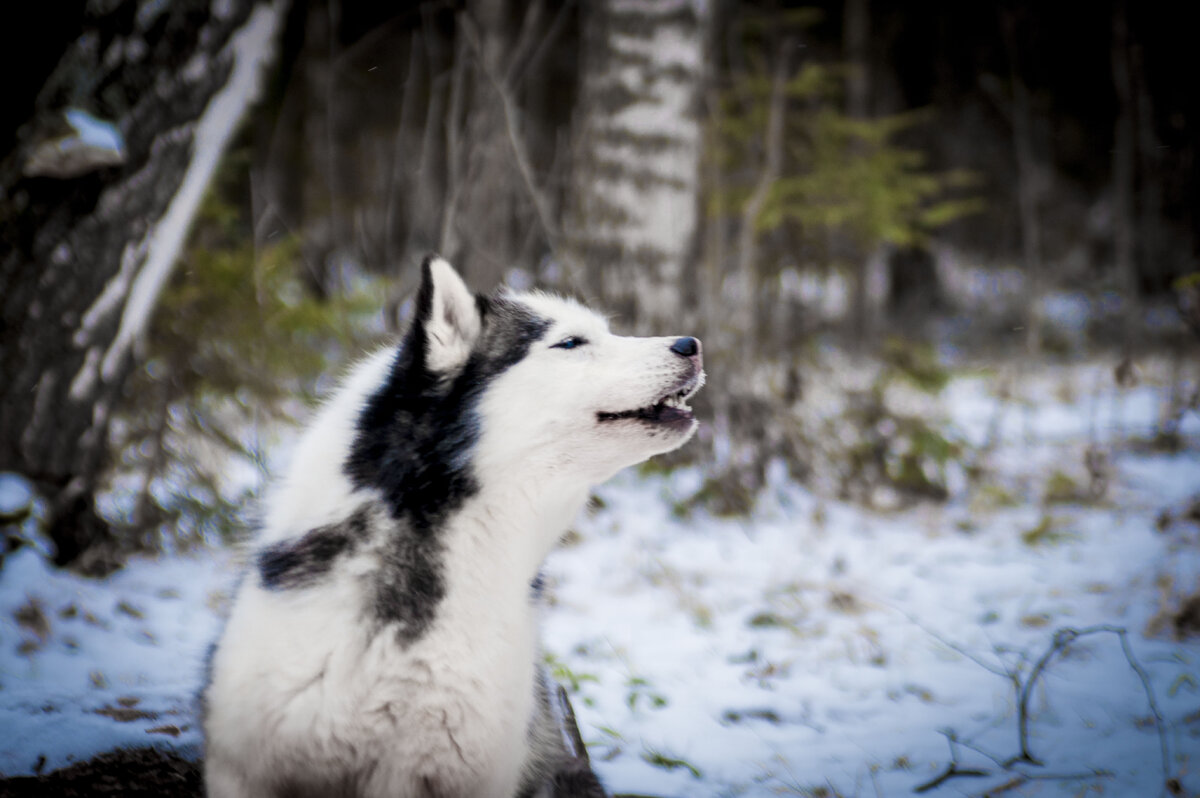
top-left (670, 337), bottom-right (700, 357)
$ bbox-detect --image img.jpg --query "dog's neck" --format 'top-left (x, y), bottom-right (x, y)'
top-left (440, 473), bottom-right (591, 598)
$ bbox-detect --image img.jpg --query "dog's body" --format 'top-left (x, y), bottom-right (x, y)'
top-left (203, 258), bottom-right (703, 798)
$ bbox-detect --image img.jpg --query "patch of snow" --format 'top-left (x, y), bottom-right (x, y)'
top-left (1041, 291), bottom-right (1091, 331)
top-left (1, 364), bottom-right (1197, 796)
top-left (23, 109), bottom-right (126, 179)
top-left (539, 366), bottom-right (1200, 796)
top-left (0, 474), bottom-right (34, 520)
top-left (64, 109), bottom-right (125, 157)
top-left (67, 347), bottom-right (104, 402)
top-left (0, 548), bottom-right (237, 775)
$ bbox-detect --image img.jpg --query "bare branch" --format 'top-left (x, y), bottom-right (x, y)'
top-left (1009, 626), bottom-right (1077, 766)
top-left (972, 769), bottom-right (1116, 798)
top-left (385, 30), bottom-right (424, 265)
top-left (921, 624), bottom-right (1172, 796)
top-left (510, 0), bottom-right (577, 88)
top-left (913, 763), bottom-right (990, 793)
top-left (504, 0), bottom-right (546, 86)
top-left (733, 38), bottom-right (792, 342)
top-left (458, 13), bottom-right (561, 252)
top-left (1108, 625), bottom-right (1171, 789)
top-left (1011, 624), bottom-right (1170, 784)
top-left (885, 603), bottom-right (1013, 679)
top-left (439, 25), bottom-right (470, 256)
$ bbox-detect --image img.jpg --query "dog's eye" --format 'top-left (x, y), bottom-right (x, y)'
top-left (551, 336), bottom-right (588, 350)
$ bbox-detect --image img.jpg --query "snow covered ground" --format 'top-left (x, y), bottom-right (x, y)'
top-left (1, 362), bottom-right (1197, 797)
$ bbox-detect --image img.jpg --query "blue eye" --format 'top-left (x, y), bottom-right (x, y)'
top-left (551, 336), bottom-right (587, 350)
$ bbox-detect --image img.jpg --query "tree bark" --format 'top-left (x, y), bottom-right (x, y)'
top-left (0, 0), bottom-right (284, 572)
top-left (734, 41), bottom-right (790, 352)
top-left (844, 0), bottom-right (877, 351)
top-left (844, 0), bottom-right (871, 122)
top-left (1111, 0), bottom-right (1139, 350)
top-left (1001, 7), bottom-right (1045, 356)
top-left (566, 0), bottom-right (709, 332)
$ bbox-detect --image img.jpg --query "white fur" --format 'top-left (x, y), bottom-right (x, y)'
top-left (424, 256), bottom-right (481, 374)
top-left (259, 347), bottom-right (393, 545)
top-left (204, 268), bottom-right (701, 798)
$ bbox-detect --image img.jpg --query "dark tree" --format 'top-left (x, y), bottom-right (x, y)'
top-left (0, 0), bottom-right (282, 572)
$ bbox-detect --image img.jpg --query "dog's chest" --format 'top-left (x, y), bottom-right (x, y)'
top-left (348, 599), bottom-right (539, 792)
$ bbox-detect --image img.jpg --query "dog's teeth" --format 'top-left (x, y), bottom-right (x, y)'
top-left (660, 394), bottom-right (691, 412)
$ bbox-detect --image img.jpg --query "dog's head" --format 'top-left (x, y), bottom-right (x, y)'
top-left (384, 256), bottom-right (704, 490)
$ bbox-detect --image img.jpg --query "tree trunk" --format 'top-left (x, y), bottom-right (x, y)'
top-left (1111, 0), bottom-right (1139, 350)
top-left (1001, 8), bottom-right (1044, 356)
top-left (844, 0), bottom-right (877, 351)
top-left (733, 41), bottom-right (790, 353)
top-left (1132, 40), bottom-right (1164, 295)
top-left (566, 0), bottom-right (709, 333)
top-left (844, 0), bottom-right (871, 122)
top-left (0, 0), bottom-right (284, 572)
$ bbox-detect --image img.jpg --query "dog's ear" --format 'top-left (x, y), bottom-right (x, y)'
top-left (414, 255), bottom-right (482, 373)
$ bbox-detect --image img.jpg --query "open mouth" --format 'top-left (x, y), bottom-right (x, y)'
top-left (597, 371), bottom-right (705, 428)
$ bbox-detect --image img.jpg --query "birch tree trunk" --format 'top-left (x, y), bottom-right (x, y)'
top-left (0, 0), bottom-right (284, 572)
top-left (566, 0), bottom-right (708, 333)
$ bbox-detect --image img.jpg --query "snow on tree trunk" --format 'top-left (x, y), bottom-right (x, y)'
top-left (0, 0), bottom-right (284, 572)
top-left (566, 0), bottom-right (708, 333)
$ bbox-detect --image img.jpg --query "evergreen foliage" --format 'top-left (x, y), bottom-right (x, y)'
top-left (714, 42), bottom-right (983, 267)
top-left (110, 146), bottom-right (389, 550)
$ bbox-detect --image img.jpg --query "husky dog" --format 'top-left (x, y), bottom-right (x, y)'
top-left (203, 257), bottom-right (704, 798)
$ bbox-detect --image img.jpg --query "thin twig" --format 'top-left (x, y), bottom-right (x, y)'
top-left (968, 769), bottom-right (1115, 798)
top-left (458, 13), bottom-right (561, 251)
top-left (979, 775), bottom-right (1027, 796)
top-left (913, 764), bottom-right (990, 793)
top-left (385, 30), bottom-right (424, 266)
top-left (921, 625), bottom-right (1170, 796)
top-left (733, 37), bottom-right (792, 347)
top-left (1012, 624), bottom-right (1170, 785)
top-left (503, 0), bottom-right (545, 86)
top-left (914, 729), bottom-right (990, 792)
top-left (509, 0), bottom-right (577, 87)
top-left (1010, 626), bottom-right (1078, 765)
top-left (439, 25), bottom-right (469, 256)
top-left (886, 603), bottom-right (1013, 679)
top-left (943, 732), bottom-right (1115, 785)
top-left (940, 731), bottom-right (1007, 770)
top-left (1107, 625), bottom-right (1171, 789)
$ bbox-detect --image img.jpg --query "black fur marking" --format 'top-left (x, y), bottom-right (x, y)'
top-left (256, 509), bottom-right (369, 590)
top-left (517, 674), bottom-right (608, 798)
top-left (530, 571), bottom-right (547, 601)
top-left (345, 259), bottom-right (550, 639)
top-left (196, 638), bottom-right (219, 722)
top-left (547, 764), bottom-right (608, 798)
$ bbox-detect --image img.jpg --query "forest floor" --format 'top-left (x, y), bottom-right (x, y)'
top-left (0, 359), bottom-right (1198, 797)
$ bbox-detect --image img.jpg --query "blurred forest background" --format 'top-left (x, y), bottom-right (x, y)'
top-left (2, 1), bottom-right (1200, 794)
top-left (1, 0), bottom-right (1198, 571)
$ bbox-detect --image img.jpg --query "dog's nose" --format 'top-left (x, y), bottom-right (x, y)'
top-left (670, 337), bottom-right (701, 358)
